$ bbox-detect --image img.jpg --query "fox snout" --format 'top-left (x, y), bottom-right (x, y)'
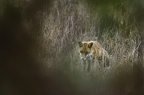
top-left (81, 54), bottom-right (91, 61)
top-left (81, 57), bottom-right (86, 61)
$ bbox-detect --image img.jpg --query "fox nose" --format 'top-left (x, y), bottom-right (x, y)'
top-left (82, 58), bottom-right (86, 61)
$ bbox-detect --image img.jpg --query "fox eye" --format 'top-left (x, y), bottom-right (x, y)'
top-left (80, 51), bottom-right (83, 53)
top-left (86, 52), bottom-right (89, 54)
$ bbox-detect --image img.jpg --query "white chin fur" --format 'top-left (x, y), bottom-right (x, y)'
top-left (80, 53), bottom-right (92, 61)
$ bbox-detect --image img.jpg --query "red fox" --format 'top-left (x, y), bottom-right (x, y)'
top-left (78, 41), bottom-right (109, 71)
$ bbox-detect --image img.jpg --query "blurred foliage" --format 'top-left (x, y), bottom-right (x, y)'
top-left (0, 0), bottom-right (144, 95)
top-left (84, 0), bottom-right (144, 36)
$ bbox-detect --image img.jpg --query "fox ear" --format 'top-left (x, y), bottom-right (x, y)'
top-left (88, 42), bottom-right (93, 48)
top-left (78, 41), bottom-right (83, 47)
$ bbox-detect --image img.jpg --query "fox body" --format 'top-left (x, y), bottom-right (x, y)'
top-left (78, 41), bottom-right (109, 71)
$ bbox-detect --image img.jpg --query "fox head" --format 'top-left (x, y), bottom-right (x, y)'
top-left (78, 41), bottom-right (93, 61)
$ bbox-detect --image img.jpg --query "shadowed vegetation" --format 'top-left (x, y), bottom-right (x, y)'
top-left (0, 0), bottom-right (144, 95)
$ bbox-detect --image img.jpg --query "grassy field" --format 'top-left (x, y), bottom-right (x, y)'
top-left (40, 1), bottom-right (143, 95)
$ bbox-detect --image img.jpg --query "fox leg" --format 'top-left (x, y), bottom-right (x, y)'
top-left (103, 55), bottom-right (110, 67)
top-left (87, 60), bottom-right (92, 71)
top-left (83, 60), bottom-right (86, 70)
top-left (105, 57), bottom-right (110, 67)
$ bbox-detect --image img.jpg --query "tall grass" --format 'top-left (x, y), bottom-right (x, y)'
top-left (41, 0), bottom-right (143, 95)
top-left (41, 0), bottom-right (140, 71)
